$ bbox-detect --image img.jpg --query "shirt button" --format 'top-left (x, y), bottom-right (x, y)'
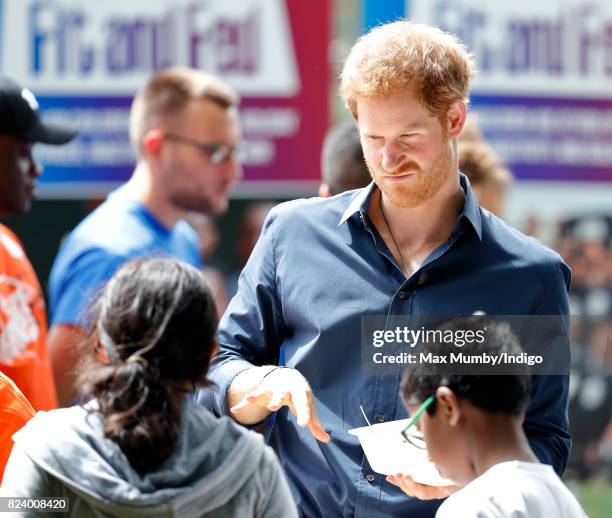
top-left (366, 474), bottom-right (375, 482)
top-left (377, 414), bottom-right (385, 423)
top-left (397, 291), bottom-right (406, 299)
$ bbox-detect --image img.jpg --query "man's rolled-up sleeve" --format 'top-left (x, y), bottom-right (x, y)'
top-left (524, 260), bottom-right (572, 476)
top-left (200, 209), bottom-right (286, 417)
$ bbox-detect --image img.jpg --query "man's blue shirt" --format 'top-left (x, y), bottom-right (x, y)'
top-left (49, 186), bottom-right (201, 327)
top-left (202, 176), bottom-right (571, 518)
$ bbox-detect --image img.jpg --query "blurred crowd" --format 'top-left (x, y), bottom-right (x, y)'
top-left (525, 213), bottom-right (612, 481)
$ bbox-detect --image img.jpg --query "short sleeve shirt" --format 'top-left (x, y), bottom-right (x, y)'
top-left (0, 224), bottom-right (58, 411)
top-left (49, 186), bottom-right (201, 327)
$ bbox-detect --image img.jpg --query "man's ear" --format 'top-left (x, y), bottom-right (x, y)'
top-left (436, 386), bottom-right (462, 426)
top-left (446, 101), bottom-right (467, 138)
top-left (141, 129), bottom-right (164, 157)
top-left (319, 183), bottom-right (332, 198)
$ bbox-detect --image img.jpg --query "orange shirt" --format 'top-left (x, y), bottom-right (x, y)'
top-left (0, 371), bottom-right (35, 482)
top-left (0, 224), bottom-right (58, 410)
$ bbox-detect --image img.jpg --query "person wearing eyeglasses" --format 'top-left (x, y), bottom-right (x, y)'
top-left (47, 68), bottom-right (243, 407)
top-left (389, 318), bottom-right (586, 518)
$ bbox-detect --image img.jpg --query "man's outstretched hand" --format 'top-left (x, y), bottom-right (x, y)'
top-left (386, 473), bottom-right (460, 500)
top-left (230, 367), bottom-right (331, 443)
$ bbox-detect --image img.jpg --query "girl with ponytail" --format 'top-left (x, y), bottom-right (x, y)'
top-left (1, 258), bottom-right (297, 518)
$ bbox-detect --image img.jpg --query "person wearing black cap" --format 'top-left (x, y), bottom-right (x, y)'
top-left (0, 77), bottom-right (77, 413)
top-left (0, 78), bottom-right (76, 213)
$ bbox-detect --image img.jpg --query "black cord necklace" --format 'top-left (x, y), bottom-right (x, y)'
top-left (379, 193), bottom-right (407, 274)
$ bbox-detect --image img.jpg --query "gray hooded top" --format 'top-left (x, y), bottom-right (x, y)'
top-left (0, 400), bottom-right (297, 518)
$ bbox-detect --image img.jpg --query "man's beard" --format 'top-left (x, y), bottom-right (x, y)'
top-left (369, 141), bottom-right (454, 209)
top-left (169, 190), bottom-right (218, 216)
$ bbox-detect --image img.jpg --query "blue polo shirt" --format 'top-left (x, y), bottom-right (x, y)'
top-left (202, 175), bottom-right (571, 518)
top-left (49, 186), bottom-right (201, 327)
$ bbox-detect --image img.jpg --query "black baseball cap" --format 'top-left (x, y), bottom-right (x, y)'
top-left (0, 78), bottom-right (77, 144)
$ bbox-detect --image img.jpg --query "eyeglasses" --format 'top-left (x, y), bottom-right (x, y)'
top-left (400, 395), bottom-right (436, 449)
top-left (164, 133), bottom-right (241, 165)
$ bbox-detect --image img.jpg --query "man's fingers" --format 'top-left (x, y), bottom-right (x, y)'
top-left (287, 400), bottom-right (298, 417)
top-left (290, 388), bottom-right (311, 427)
top-left (230, 398), bottom-right (251, 413)
top-left (230, 386), bottom-right (269, 413)
top-left (287, 387), bottom-right (330, 442)
top-left (246, 386), bottom-right (268, 401)
top-left (386, 475), bottom-right (401, 489)
top-left (439, 484), bottom-right (461, 497)
top-left (386, 473), bottom-right (457, 500)
top-left (398, 474), bottom-right (418, 488)
top-left (306, 398), bottom-right (330, 442)
top-left (308, 417), bottom-right (331, 443)
top-left (267, 390), bottom-right (288, 412)
top-left (386, 473), bottom-right (417, 496)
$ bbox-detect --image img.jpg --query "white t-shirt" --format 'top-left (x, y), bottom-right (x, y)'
top-left (436, 461), bottom-right (587, 518)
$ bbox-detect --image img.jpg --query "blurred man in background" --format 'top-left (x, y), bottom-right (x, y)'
top-left (458, 117), bottom-right (513, 218)
top-left (0, 78), bottom-right (77, 411)
top-left (319, 119), bottom-right (371, 197)
top-left (48, 67), bottom-right (242, 406)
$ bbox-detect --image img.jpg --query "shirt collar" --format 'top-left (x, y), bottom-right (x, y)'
top-left (458, 173), bottom-right (483, 240)
top-left (337, 173), bottom-right (483, 240)
top-left (338, 181), bottom-right (377, 226)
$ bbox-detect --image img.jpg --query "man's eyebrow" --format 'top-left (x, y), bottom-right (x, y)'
top-left (399, 123), bottom-right (425, 133)
top-left (361, 124), bottom-right (425, 137)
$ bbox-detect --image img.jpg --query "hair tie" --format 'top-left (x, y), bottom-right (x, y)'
top-left (126, 355), bottom-right (149, 369)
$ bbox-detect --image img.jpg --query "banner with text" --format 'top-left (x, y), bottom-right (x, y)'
top-left (407, 0), bottom-right (612, 182)
top-left (0, 0), bottom-right (330, 197)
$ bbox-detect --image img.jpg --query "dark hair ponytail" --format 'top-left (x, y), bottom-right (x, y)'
top-left (78, 258), bottom-right (217, 473)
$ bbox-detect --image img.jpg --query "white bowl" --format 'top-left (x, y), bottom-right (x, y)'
top-left (348, 418), bottom-right (454, 486)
